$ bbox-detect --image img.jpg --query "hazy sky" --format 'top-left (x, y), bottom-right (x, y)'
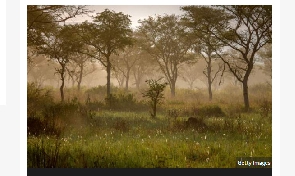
top-left (67, 5), bottom-right (185, 28)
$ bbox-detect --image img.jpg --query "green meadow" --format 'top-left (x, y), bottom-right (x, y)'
top-left (27, 83), bottom-right (272, 168)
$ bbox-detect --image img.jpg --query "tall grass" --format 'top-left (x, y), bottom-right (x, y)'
top-left (27, 82), bottom-right (272, 168)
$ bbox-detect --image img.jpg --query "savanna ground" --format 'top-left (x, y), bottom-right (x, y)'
top-left (27, 83), bottom-right (272, 168)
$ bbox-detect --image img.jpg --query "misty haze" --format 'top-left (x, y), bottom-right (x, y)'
top-left (27, 5), bottom-right (272, 168)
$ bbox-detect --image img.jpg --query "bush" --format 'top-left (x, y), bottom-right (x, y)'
top-left (105, 93), bottom-right (147, 111)
top-left (194, 104), bottom-right (225, 117)
top-left (27, 82), bottom-right (54, 118)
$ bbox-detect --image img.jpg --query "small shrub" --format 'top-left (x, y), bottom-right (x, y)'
top-left (113, 119), bottom-right (129, 132)
top-left (142, 78), bottom-right (168, 118)
top-left (167, 108), bottom-right (180, 120)
top-left (27, 137), bottom-right (62, 168)
top-left (27, 82), bottom-right (54, 118)
top-left (194, 105), bottom-right (225, 117)
top-left (185, 117), bottom-right (208, 132)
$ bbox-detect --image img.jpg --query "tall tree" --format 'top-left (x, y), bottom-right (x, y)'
top-left (77, 9), bottom-right (133, 100)
top-left (138, 14), bottom-right (195, 97)
top-left (37, 25), bottom-right (83, 102)
top-left (131, 51), bottom-right (157, 90)
top-left (180, 63), bottom-right (201, 90)
top-left (131, 31), bottom-right (158, 90)
top-left (27, 5), bottom-right (91, 85)
top-left (213, 5), bottom-right (272, 111)
top-left (66, 53), bottom-right (97, 91)
top-left (111, 45), bottom-right (140, 91)
top-left (181, 5), bottom-right (230, 101)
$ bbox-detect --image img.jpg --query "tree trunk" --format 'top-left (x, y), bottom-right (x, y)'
top-left (60, 67), bottom-right (65, 102)
top-left (242, 78), bottom-right (250, 111)
top-left (171, 81), bottom-right (176, 97)
top-left (208, 80), bottom-right (212, 101)
top-left (207, 55), bottom-right (213, 101)
top-left (106, 57), bottom-right (111, 98)
top-left (136, 81), bottom-right (140, 90)
top-left (243, 61), bottom-right (253, 112)
top-left (133, 69), bottom-right (141, 90)
top-left (125, 69), bottom-right (130, 91)
top-left (77, 65), bottom-right (83, 91)
top-left (152, 100), bottom-right (157, 118)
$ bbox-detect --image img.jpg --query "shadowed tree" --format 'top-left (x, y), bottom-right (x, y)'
top-left (180, 63), bottom-right (202, 90)
top-left (138, 14), bottom-right (195, 97)
top-left (131, 31), bottom-right (158, 90)
top-left (131, 51), bottom-right (157, 90)
top-left (37, 25), bottom-right (83, 102)
top-left (181, 5), bottom-right (230, 100)
top-left (27, 5), bottom-right (91, 85)
top-left (212, 5), bottom-right (272, 111)
top-left (142, 78), bottom-right (168, 118)
top-left (66, 53), bottom-right (97, 91)
top-left (111, 45), bottom-right (140, 91)
top-left (77, 9), bottom-right (133, 101)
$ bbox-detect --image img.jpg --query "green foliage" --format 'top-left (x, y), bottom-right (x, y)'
top-left (27, 136), bottom-right (62, 168)
top-left (27, 83), bottom-right (96, 137)
top-left (78, 9), bottom-right (133, 98)
top-left (85, 85), bottom-right (120, 98)
top-left (27, 82), bottom-right (54, 118)
top-left (92, 9), bottom-right (133, 48)
top-left (138, 14), bottom-right (195, 97)
top-left (196, 104), bottom-right (226, 117)
top-left (105, 93), bottom-right (146, 111)
top-left (142, 79), bottom-right (168, 118)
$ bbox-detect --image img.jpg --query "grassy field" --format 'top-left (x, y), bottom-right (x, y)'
top-left (27, 83), bottom-right (272, 168)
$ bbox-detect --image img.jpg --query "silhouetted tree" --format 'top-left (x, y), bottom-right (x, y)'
top-left (142, 78), bottom-right (168, 118)
top-left (37, 25), bottom-right (83, 101)
top-left (111, 45), bottom-right (140, 91)
top-left (77, 9), bottom-right (133, 100)
top-left (138, 14), bottom-right (195, 97)
top-left (181, 5), bottom-right (230, 100)
top-left (213, 5), bottom-right (272, 111)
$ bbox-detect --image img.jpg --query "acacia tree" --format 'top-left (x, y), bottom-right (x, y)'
top-left (27, 5), bottom-right (91, 87)
top-left (212, 5), bottom-right (272, 111)
top-left (77, 9), bottom-right (133, 99)
top-left (131, 31), bottom-right (158, 90)
top-left (132, 51), bottom-right (157, 90)
top-left (180, 63), bottom-right (201, 90)
top-left (181, 6), bottom-right (230, 100)
top-left (37, 25), bottom-right (82, 102)
top-left (138, 14), bottom-right (195, 97)
top-left (142, 78), bottom-right (168, 118)
top-left (111, 65), bottom-right (125, 88)
top-left (66, 53), bottom-right (97, 91)
top-left (111, 45), bottom-right (140, 91)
